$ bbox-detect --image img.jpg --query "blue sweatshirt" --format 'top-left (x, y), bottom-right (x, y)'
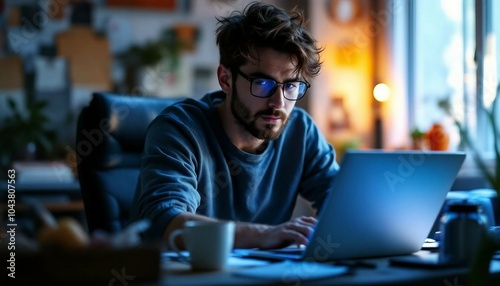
top-left (132, 91), bottom-right (340, 241)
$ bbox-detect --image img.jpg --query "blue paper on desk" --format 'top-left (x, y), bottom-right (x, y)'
top-left (232, 260), bottom-right (348, 281)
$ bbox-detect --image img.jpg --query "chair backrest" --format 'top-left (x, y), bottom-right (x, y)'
top-left (76, 92), bottom-right (183, 234)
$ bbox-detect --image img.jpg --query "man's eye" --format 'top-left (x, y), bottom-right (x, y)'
top-left (284, 82), bottom-right (298, 90)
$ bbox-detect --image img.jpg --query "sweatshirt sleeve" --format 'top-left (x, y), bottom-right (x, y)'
top-left (133, 112), bottom-right (201, 241)
top-left (298, 113), bottom-right (340, 214)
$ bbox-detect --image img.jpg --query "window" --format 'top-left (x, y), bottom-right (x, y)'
top-left (404, 0), bottom-right (498, 159)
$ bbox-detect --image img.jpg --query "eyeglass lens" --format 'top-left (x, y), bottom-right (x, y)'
top-left (251, 79), bottom-right (307, 100)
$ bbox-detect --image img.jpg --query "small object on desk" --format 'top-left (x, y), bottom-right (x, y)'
top-left (421, 238), bottom-right (439, 251)
top-left (232, 260), bottom-right (348, 280)
top-left (438, 201), bottom-right (487, 265)
top-left (24, 199), bottom-right (89, 249)
top-left (168, 220), bottom-right (235, 271)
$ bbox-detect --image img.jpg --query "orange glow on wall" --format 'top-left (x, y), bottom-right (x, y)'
top-left (311, 4), bottom-right (375, 150)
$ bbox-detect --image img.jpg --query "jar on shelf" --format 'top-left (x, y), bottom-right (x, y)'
top-left (426, 123), bottom-right (449, 151)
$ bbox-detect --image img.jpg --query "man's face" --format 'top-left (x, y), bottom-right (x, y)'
top-left (229, 48), bottom-right (299, 141)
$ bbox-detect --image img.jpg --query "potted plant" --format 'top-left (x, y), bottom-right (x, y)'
top-left (439, 84), bottom-right (499, 285)
top-left (117, 26), bottom-right (199, 95)
top-left (438, 86), bottom-right (499, 193)
top-left (0, 98), bottom-right (57, 174)
top-left (410, 127), bottom-right (426, 150)
top-left (468, 85), bottom-right (499, 286)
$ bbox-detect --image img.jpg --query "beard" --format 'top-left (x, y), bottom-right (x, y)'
top-left (230, 85), bottom-right (288, 140)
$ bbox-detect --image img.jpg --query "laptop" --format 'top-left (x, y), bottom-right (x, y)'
top-left (237, 150), bottom-right (466, 262)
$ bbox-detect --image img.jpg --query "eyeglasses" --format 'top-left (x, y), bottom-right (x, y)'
top-left (237, 70), bottom-right (310, 101)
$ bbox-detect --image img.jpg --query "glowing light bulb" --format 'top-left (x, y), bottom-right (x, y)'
top-left (373, 83), bottom-right (390, 102)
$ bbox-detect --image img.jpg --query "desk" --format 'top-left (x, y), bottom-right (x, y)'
top-left (4, 250), bottom-right (500, 285)
top-left (160, 251), bottom-right (500, 286)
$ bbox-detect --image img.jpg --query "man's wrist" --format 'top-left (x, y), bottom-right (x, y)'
top-left (234, 221), bottom-right (269, 249)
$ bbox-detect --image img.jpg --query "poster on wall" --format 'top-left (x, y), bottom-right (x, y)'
top-left (107, 0), bottom-right (176, 10)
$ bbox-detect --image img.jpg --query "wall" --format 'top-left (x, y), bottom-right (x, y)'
top-left (372, 0), bottom-right (409, 150)
top-left (94, 0), bottom-right (277, 97)
top-left (1, 0), bottom-right (404, 158)
top-left (0, 0), bottom-right (280, 146)
top-left (309, 0), bottom-right (375, 155)
top-left (309, 0), bottom-right (411, 152)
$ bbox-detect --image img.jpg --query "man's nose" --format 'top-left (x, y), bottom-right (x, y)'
top-left (268, 85), bottom-right (285, 109)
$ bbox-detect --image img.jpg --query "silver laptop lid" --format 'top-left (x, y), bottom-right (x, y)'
top-left (304, 150), bottom-right (466, 262)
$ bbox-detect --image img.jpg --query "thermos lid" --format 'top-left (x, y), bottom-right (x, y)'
top-left (446, 202), bottom-right (481, 213)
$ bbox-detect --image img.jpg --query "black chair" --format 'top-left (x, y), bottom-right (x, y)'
top-left (76, 92), bottom-right (183, 234)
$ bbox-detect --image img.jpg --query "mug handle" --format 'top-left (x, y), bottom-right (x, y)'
top-left (168, 229), bottom-right (190, 262)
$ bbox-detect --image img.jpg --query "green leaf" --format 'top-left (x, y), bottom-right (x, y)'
top-left (456, 121), bottom-right (496, 189)
top-left (0, 99), bottom-right (56, 170)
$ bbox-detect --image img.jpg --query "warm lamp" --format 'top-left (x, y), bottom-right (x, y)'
top-left (373, 83), bottom-right (390, 148)
top-left (373, 83), bottom-right (390, 102)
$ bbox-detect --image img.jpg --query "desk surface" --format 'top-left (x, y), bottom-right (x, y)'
top-left (5, 249), bottom-right (500, 285)
top-left (160, 251), bottom-right (500, 286)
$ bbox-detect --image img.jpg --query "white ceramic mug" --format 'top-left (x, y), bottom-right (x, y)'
top-left (168, 221), bottom-right (235, 271)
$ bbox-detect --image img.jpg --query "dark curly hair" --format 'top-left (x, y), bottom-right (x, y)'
top-left (215, 2), bottom-right (323, 81)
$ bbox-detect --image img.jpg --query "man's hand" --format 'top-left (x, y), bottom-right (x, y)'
top-left (234, 216), bottom-right (317, 249)
top-left (165, 214), bottom-right (317, 250)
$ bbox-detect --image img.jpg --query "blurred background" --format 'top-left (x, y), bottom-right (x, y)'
top-left (0, 0), bottom-right (498, 183)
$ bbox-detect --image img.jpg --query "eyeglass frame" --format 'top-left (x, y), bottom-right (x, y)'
top-left (236, 69), bottom-right (311, 101)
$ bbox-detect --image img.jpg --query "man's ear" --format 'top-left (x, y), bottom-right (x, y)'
top-left (217, 65), bottom-right (232, 94)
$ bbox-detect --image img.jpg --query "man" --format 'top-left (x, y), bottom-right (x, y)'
top-left (132, 2), bottom-right (340, 250)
